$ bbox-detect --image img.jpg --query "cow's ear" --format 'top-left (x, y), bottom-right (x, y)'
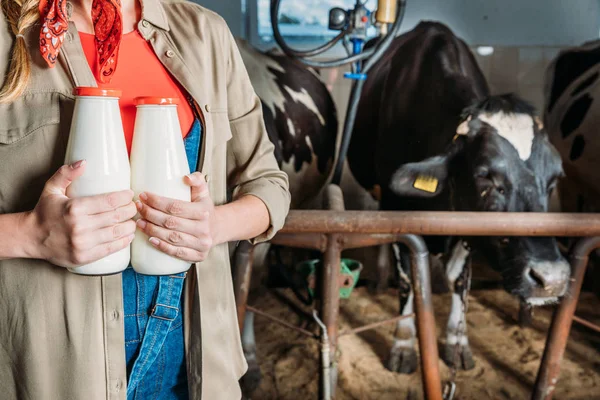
top-left (389, 155), bottom-right (450, 198)
top-left (390, 117), bottom-right (470, 198)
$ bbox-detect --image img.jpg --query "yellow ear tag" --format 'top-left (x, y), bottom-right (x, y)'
top-left (413, 175), bottom-right (439, 193)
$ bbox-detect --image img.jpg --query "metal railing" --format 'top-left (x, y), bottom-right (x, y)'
top-left (232, 184), bottom-right (600, 400)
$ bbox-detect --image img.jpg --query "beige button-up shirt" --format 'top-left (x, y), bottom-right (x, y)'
top-left (0, 1), bottom-right (290, 399)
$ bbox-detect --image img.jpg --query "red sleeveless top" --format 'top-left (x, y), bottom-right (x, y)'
top-left (80, 30), bottom-right (195, 154)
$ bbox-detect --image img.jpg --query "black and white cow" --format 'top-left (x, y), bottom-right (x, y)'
top-left (236, 38), bottom-right (338, 209)
top-left (544, 39), bottom-right (600, 212)
top-left (544, 39), bottom-right (600, 296)
top-left (348, 21), bottom-right (570, 372)
top-left (235, 39), bottom-right (338, 393)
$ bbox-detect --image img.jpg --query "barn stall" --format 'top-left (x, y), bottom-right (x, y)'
top-left (198, 0), bottom-right (600, 399)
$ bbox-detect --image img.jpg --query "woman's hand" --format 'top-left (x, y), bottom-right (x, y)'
top-left (135, 172), bottom-right (218, 263)
top-left (26, 161), bottom-right (137, 268)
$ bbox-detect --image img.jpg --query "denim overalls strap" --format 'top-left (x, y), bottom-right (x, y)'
top-left (126, 273), bottom-right (187, 396)
top-left (124, 118), bottom-right (201, 398)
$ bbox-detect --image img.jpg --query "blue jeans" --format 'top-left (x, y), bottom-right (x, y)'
top-left (122, 119), bottom-right (201, 399)
top-left (123, 270), bottom-right (189, 399)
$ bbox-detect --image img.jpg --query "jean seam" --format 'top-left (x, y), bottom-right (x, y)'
top-left (127, 275), bottom-right (186, 397)
top-left (152, 344), bottom-right (166, 400)
top-left (133, 381), bottom-right (139, 400)
top-left (136, 274), bottom-right (145, 338)
top-left (130, 320), bottom-right (164, 390)
top-left (167, 277), bottom-right (175, 304)
top-left (168, 319), bottom-right (183, 332)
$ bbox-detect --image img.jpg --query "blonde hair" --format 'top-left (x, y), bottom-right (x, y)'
top-left (0, 0), bottom-right (40, 103)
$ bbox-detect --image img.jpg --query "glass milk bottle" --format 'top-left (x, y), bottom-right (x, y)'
top-left (130, 97), bottom-right (192, 275)
top-left (64, 87), bottom-right (131, 275)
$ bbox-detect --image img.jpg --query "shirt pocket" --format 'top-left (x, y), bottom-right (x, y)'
top-left (204, 105), bottom-right (233, 146)
top-left (0, 92), bottom-right (69, 213)
top-left (203, 105), bottom-right (232, 206)
top-left (0, 92), bottom-right (62, 144)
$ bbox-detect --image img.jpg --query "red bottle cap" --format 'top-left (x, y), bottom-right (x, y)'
top-left (73, 87), bottom-right (122, 98)
top-left (134, 97), bottom-right (180, 106)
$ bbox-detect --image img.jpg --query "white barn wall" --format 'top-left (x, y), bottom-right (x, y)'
top-left (398, 0), bottom-right (599, 47)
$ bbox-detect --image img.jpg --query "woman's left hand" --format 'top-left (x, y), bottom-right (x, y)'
top-left (135, 172), bottom-right (219, 262)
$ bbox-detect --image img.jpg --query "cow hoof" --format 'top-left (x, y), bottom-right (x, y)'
top-left (239, 363), bottom-right (262, 396)
top-left (387, 346), bottom-right (418, 374)
top-left (442, 344), bottom-right (475, 370)
top-left (518, 302), bottom-right (533, 327)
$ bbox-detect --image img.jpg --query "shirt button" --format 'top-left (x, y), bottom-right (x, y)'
top-left (166, 50), bottom-right (175, 58)
top-left (204, 174), bottom-right (210, 183)
top-left (205, 104), bottom-right (211, 113)
top-left (115, 379), bottom-right (123, 391)
top-left (142, 20), bottom-right (149, 28)
top-left (110, 309), bottom-right (119, 321)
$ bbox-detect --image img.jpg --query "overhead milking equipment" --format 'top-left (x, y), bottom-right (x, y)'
top-left (270, 0), bottom-right (407, 185)
top-left (268, 3), bottom-right (407, 399)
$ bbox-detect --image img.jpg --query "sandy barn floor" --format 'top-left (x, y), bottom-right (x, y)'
top-left (244, 283), bottom-right (600, 400)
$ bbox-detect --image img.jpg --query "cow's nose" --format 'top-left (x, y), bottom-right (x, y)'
top-left (524, 261), bottom-right (569, 297)
top-left (527, 267), bottom-right (551, 289)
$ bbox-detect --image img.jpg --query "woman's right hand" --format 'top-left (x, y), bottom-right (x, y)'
top-left (26, 160), bottom-right (137, 269)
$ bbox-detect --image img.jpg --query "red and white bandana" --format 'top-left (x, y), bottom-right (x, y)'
top-left (39, 0), bottom-right (123, 83)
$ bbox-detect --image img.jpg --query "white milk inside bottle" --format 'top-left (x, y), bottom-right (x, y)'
top-left (130, 97), bottom-right (192, 275)
top-left (64, 87), bottom-right (131, 275)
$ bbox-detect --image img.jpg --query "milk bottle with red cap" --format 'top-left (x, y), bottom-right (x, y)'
top-left (64, 87), bottom-right (131, 275)
top-left (130, 97), bottom-right (192, 275)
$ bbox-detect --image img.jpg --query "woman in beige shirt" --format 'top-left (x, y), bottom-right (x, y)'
top-left (0, 0), bottom-right (290, 398)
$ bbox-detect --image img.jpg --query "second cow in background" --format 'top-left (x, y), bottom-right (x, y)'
top-left (348, 21), bottom-right (569, 373)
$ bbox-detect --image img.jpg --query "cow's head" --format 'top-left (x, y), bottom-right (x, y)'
top-left (389, 94), bottom-right (569, 305)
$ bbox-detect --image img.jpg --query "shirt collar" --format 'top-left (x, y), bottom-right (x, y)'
top-left (139, 0), bottom-right (170, 31)
top-left (140, 0), bottom-right (169, 31)
top-left (66, 0), bottom-right (170, 32)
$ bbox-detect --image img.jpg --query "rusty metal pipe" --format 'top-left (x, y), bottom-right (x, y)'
top-left (271, 232), bottom-right (411, 251)
top-left (341, 233), bottom-right (408, 250)
top-left (320, 234), bottom-right (342, 398)
top-left (324, 184), bottom-right (346, 212)
top-left (279, 211), bottom-right (600, 236)
top-left (339, 313), bottom-right (415, 336)
top-left (313, 311), bottom-right (332, 400)
top-left (572, 315), bottom-right (600, 334)
top-left (320, 184), bottom-right (345, 399)
top-left (233, 241), bottom-right (255, 333)
top-left (533, 237), bottom-right (600, 400)
top-left (399, 234), bottom-right (443, 400)
top-left (246, 305), bottom-right (316, 338)
top-left (270, 232), bottom-right (328, 251)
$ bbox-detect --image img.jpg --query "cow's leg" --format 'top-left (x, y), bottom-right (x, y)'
top-left (239, 311), bottom-right (261, 396)
top-left (388, 243), bottom-right (418, 374)
top-left (375, 243), bottom-right (391, 291)
top-left (442, 241), bottom-right (475, 370)
top-left (232, 240), bottom-right (262, 396)
top-left (518, 299), bottom-right (533, 326)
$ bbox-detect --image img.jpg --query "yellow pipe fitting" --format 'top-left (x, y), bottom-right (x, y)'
top-left (376, 0), bottom-right (397, 24)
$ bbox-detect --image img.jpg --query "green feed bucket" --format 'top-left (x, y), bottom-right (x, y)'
top-left (298, 258), bottom-right (363, 299)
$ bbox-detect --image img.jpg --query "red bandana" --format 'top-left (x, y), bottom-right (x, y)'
top-left (39, 0), bottom-right (123, 83)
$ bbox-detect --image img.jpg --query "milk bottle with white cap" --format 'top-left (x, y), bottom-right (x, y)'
top-left (130, 97), bottom-right (192, 275)
top-left (64, 87), bottom-right (131, 275)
